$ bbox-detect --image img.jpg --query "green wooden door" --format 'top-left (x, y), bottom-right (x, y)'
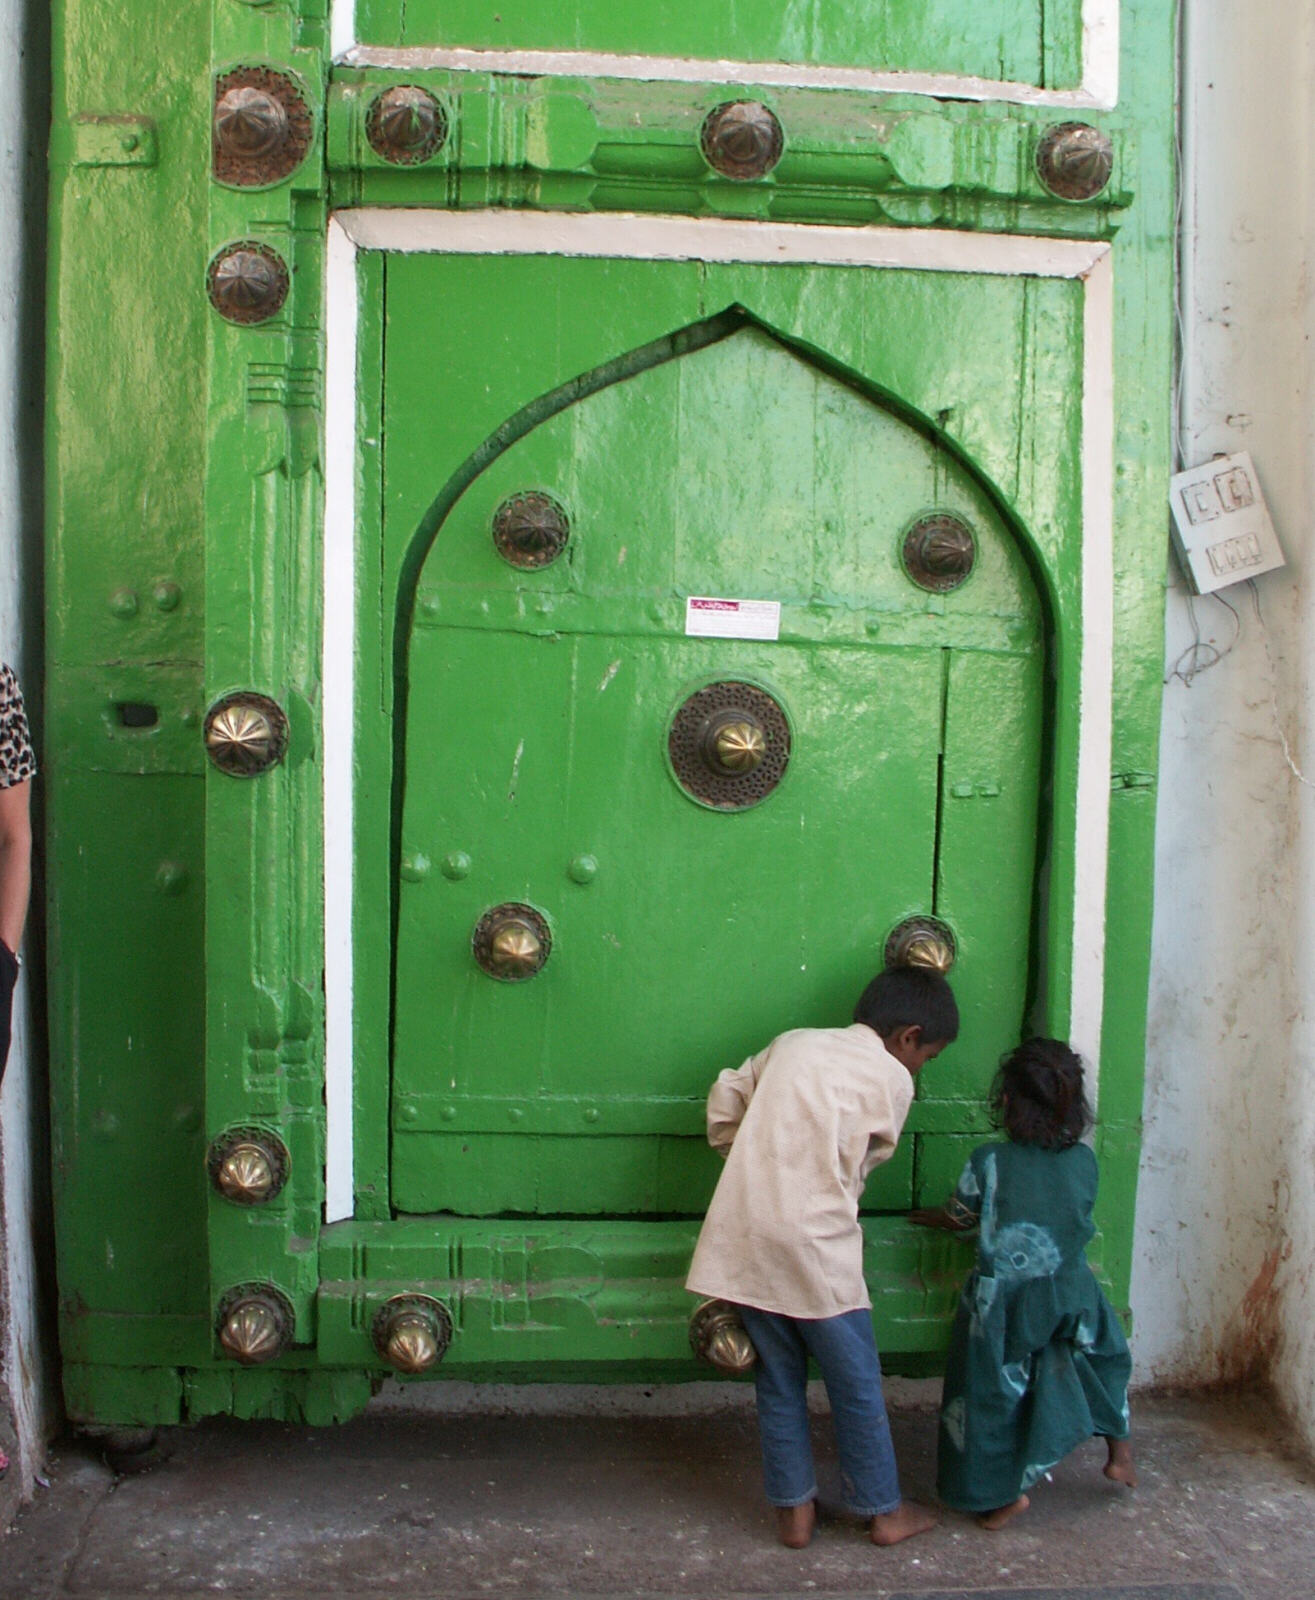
top-left (378, 282), bottom-right (1043, 1226)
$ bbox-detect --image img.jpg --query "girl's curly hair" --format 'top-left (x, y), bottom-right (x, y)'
top-left (990, 1037), bottom-right (1092, 1150)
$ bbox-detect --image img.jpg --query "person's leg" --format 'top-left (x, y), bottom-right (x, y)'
top-left (737, 1307), bottom-right (817, 1547)
top-left (799, 1310), bottom-right (937, 1546)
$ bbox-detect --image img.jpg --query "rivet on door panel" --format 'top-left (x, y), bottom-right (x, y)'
top-left (669, 682), bottom-right (790, 810)
top-left (885, 915), bottom-right (957, 973)
top-left (216, 1284), bottom-right (294, 1365)
top-left (700, 101), bottom-right (784, 180)
top-left (491, 491), bottom-right (570, 569)
top-left (372, 1294), bottom-right (453, 1374)
top-left (902, 513), bottom-right (976, 593)
top-left (472, 902), bottom-right (552, 980)
top-left (366, 85), bottom-right (448, 165)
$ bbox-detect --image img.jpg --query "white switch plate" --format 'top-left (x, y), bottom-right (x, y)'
top-left (1169, 450), bottom-right (1285, 595)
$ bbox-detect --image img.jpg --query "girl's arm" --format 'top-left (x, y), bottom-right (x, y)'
top-left (908, 1201), bottom-right (977, 1232)
top-left (0, 778), bottom-right (31, 954)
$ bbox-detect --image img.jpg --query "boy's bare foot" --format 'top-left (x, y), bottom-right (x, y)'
top-left (977, 1494), bottom-right (1029, 1530)
top-left (869, 1501), bottom-right (938, 1546)
top-left (776, 1501), bottom-right (816, 1548)
top-left (1104, 1436), bottom-right (1138, 1487)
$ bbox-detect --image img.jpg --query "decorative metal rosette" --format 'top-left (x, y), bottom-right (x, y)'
top-left (366, 85), bottom-right (449, 165)
top-left (669, 681), bottom-right (791, 810)
top-left (491, 491), bottom-right (571, 569)
top-left (699, 100), bottom-right (784, 180)
top-left (207, 242), bottom-right (290, 325)
top-left (212, 67), bottom-right (313, 188)
top-left (371, 1294), bottom-right (455, 1374)
top-left (216, 1283), bottom-right (295, 1366)
top-left (884, 915), bottom-right (957, 974)
top-left (472, 902), bottom-right (552, 981)
top-left (902, 512), bottom-right (977, 593)
top-left (1035, 122), bottom-right (1114, 202)
top-left (206, 1126), bottom-right (290, 1205)
top-left (203, 692), bottom-right (289, 777)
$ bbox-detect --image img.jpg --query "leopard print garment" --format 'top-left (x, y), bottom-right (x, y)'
top-left (0, 664), bottom-right (36, 789)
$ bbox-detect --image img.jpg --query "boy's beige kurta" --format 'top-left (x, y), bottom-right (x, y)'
top-left (685, 1023), bottom-right (914, 1319)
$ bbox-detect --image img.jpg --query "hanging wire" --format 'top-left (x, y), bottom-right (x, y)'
top-left (1248, 579), bottom-right (1315, 789)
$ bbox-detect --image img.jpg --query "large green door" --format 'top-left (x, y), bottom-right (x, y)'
top-left (46, 0), bottom-right (1173, 1423)
top-left (375, 270), bottom-right (1043, 1234)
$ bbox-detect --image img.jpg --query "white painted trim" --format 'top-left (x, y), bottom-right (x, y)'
top-left (331, 0), bottom-right (356, 62)
top-left (1070, 249), bottom-right (1114, 1099)
top-left (323, 216), bottom-right (358, 1225)
top-left (332, 0), bottom-right (1118, 110)
top-left (321, 208), bottom-right (1115, 1208)
top-left (338, 208), bottom-right (1110, 280)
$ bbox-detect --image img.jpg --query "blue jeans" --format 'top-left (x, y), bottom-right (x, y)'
top-left (738, 1305), bottom-right (902, 1517)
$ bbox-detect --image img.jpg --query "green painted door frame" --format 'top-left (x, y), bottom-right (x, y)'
top-left (45, 0), bottom-right (1174, 1424)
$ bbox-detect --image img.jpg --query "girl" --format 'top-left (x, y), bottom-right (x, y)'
top-left (912, 1038), bottom-right (1135, 1529)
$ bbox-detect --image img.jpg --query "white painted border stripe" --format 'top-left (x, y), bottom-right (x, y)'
top-left (339, 208), bottom-right (1110, 279)
top-left (1070, 249), bottom-right (1114, 1097)
top-left (333, 1), bottom-right (1118, 110)
top-left (322, 207), bottom-right (1114, 1210)
top-left (323, 217), bottom-right (358, 1225)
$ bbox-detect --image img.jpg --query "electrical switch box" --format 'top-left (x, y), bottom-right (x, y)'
top-left (1169, 450), bottom-right (1286, 595)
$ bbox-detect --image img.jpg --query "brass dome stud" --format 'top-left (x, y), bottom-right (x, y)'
top-left (215, 86), bottom-right (287, 158)
top-left (699, 101), bottom-right (784, 181)
top-left (371, 1295), bottom-right (454, 1374)
top-left (207, 1127), bottom-right (290, 1205)
top-left (669, 681), bottom-right (791, 810)
top-left (703, 712), bottom-right (767, 775)
top-left (212, 68), bottom-right (312, 187)
top-left (207, 243), bottom-right (290, 325)
top-left (902, 513), bottom-right (976, 593)
top-left (884, 915), bottom-right (957, 974)
top-left (366, 85), bottom-right (449, 165)
top-left (491, 491), bottom-right (571, 569)
top-left (1036, 122), bottom-right (1114, 202)
top-left (689, 1299), bottom-right (757, 1375)
top-left (216, 1285), bottom-right (293, 1366)
top-left (472, 903), bottom-right (552, 981)
top-left (203, 693), bottom-right (289, 776)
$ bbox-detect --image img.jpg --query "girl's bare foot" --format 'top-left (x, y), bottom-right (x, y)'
top-left (1104, 1436), bottom-right (1138, 1487)
top-left (869, 1501), bottom-right (938, 1545)
top-left (978, 1494), bottom-right (1029, 1530)
top-left (776, 1501), bottom-right (816, 1548)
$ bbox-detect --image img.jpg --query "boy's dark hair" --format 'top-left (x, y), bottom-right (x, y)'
top-left (991, 1037), bottom-right (1092, 1150)
top-left (853, 966), bottom-right (960, 1044)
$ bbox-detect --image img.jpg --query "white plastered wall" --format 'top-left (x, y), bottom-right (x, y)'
top-left (1133, 0), bottom-right (1315, 1446)
top-left (0, 0), bottom-right (53, 1510)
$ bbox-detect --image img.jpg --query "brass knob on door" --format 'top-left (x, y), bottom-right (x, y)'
top-left (207, 1127), bottom-right (290, 1205)
top-left (704, 712), bottom-right (766, 775)
top-left (372, 1294), bottom-right (453, 1374)
top-left (689, 1299), bottom-right (757, 1374)
top-left (472, 903), bottom-right (552, 980)
top-left (216, 1285), bottom-right (294, 1366)
top-left (884, 915), bottom-right (957, 973)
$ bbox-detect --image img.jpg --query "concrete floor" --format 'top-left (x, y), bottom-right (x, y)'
top-left (0, 1385), bottom-right (1310, 1600)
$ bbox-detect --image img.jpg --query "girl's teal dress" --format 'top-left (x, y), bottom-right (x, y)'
top-left (937, 1140), bottom-right (1132, 1513)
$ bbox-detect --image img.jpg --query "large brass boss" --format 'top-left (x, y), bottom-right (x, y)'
top-left (668, 682), bottom-right (791, 810)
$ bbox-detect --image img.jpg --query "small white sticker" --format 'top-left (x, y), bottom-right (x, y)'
top-left (684, 596), bottom-right (781, 641)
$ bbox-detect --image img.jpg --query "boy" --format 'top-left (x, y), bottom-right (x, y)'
top-left (686, 965), bottom-right (959, 1549)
